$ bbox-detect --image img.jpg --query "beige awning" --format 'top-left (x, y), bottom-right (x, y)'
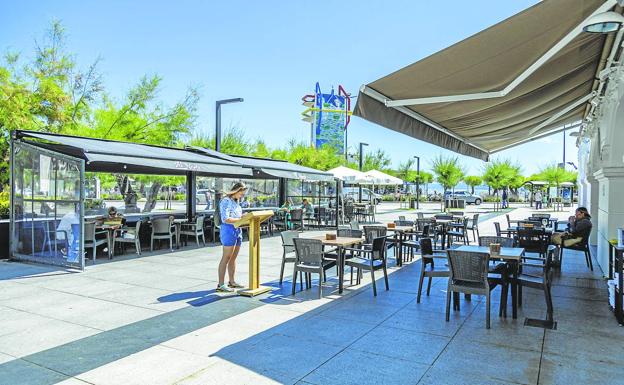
top-left (354, 0), bottom-right (617, 160)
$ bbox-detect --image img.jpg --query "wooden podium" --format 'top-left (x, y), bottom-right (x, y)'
top-left (234, 210), bottom-right (274, 297)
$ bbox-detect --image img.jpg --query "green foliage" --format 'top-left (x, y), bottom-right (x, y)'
top-left (482, 159), bottom-right (521, 191)
top-left (362, 149), bottom-right (391, 172)
top-left (537, 164), bottom-right (577, 187)
top-left (463, 175), bottom-right (483, 194)
top-left (0, 191), bottom-right (9, 216)
top-left (431, 155), bottom-right (464, 192)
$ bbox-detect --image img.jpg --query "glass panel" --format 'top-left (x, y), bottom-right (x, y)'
top-left (11, 142), bottom-right (84, 269)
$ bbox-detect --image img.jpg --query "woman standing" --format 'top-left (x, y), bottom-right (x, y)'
top-left (216, 182), bottom-right (248, 292)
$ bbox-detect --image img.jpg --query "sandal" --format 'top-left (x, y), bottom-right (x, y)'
top-left (228, 281), bottom-right (244, 288)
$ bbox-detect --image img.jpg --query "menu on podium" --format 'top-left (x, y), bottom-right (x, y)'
top-left (233, 210), bottom-right (274, 297)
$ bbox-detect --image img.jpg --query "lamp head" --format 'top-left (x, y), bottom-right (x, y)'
top-left (583, 11), bottom-right (624, 33)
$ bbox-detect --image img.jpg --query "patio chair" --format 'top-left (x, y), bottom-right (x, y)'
top-left (113, 220), bottom-right (142, 256)
top-left (517, 246), bottom-right (555, 325)
top-left (179, 215), bottom-right (206, 247)
top-left (279, 231), bottom-right (304, 289)
top-left (560, 233), bottom-right (593, 271)
top-left (43, 223), bottom-right (69, 257)
top-left (416, 212), bottom-right (424, 220)
top-left (151, 217), bottom-right (176, 251)
top-left (516, 228), bottom-right (549, 258)
top-left (506, 214), bottom-right (519, 229)
top-left (446, 249), bottom-right (506, 329)
top-left (292, 238), bottom-right (335, 298)
top-left (289, 209), bottom-right (305, 231)
top-left (345, 236), bottom-right (389, 296)
top-left (494, 222), bottom-right (513, 238)
top-left (326, 229), bottom-right (363, 277)
top-left (349, 219), bottom-right (360, 231)
top-left (417, 237), bottom-right (449, 303)
top-left (446, 217), bottom-right (469, 245)
top-left (344, 204), bottom-right (355, 222)
top-left (84, 222), bottom-right (108, 262)
top-left (362, 204), bottom-right (376, 223)
top-left (398, 215), bottom-right (406, 221)
top-left (272, 211), bottom-right (288, 232)
top-left (466, 213), bottom-right (480, 242)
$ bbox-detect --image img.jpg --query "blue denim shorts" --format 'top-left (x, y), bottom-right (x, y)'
top-left (220, 224), bottom-right (242, 246)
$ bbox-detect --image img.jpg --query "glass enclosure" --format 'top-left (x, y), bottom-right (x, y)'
top-left (85, 173), bottom-right (187, 216)
top-left (286, 180), bottom-right (336, 207)
top-left (11, 141), bottom-right (84, 269)
top-left (196, 177), bottom-right (279, 210)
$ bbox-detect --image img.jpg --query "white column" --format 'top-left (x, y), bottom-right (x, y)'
top-left (590, 63), bottom-right (624, 273)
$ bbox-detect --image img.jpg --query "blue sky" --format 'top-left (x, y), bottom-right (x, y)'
top-left (1, 0), bottom-right (579, 175)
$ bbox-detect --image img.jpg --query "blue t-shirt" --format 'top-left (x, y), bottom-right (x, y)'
top-left (220, 197), bottom-right (242, 236)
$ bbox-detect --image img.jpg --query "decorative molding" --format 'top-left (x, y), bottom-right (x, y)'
top-left (593, 166), bottom-right (624, 181)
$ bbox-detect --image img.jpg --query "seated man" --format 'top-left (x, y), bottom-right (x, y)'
top-left (301, 198), bottom-right (314, 217)
top-left (551, 207), bottom-right (592, 248)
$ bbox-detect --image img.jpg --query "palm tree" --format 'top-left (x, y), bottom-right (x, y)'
top-left (463, 175), bottom-right (483, 194)
top-left (538, 165), bottom-right (577, 207)
top-left (431, 155), bottom-right (464, 209)
top-left (482, 159), bottom-right (522, 210)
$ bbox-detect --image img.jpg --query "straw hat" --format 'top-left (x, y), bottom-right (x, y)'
top-left (225, 182), bottom-right (248, 196)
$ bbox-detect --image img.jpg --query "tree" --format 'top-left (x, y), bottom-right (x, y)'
top-left (415, 171), bottom-right (433, 197)
top-left (396, 158), bottom-right (416, 181)
top-left (357, 148), bottom-right (391, 172)
top-left (482, 159), bottom-right (522, 209)
top-left (431, 155), bottom-right (464, 208)
top-left (538, 165), bottom-right (578, 204)
top-left (0, 21), bottom-right (103, 187)
top-left (463, 175), bottom-right (483, 194)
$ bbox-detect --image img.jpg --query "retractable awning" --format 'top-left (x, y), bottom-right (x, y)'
top-left (354, 0), bottom-right (617, 161)
top-left (15, 131), bottom-right (252, 177)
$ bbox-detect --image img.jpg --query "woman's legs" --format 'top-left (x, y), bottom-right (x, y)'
top-left (227, 244), bottom-right (241, 283)
top-left (218, 246), bottom-right (236, 285)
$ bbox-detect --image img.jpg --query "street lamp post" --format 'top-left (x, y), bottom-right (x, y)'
top-left (215, 98), bottom-right (244, 152)
top-left (414, 156), bottom-right (420, 210)
top-left (358, 142), bottom-right (368, 202)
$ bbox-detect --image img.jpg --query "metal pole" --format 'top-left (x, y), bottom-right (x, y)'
top-left (215, 98), bottom-right (244, 152)
top-left (415, 156), bottom-right (420, 210)
top-left (358, 143), bottom-right (368, 203)
top-left (562, 127), bottom-right (566, 168)
top-left (215, 103), bottom-right (221, 152)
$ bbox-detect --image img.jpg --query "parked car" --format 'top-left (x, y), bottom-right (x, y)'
top-left (444, 190), bottom-right (482, 205)
top-left (342, 187), bottom-right (382, 204)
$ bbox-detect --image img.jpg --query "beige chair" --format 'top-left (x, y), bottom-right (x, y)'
top-left (151, 217), bottom-right (176, 251)
top-left (84, 222), bottom-right (108, 262)
top-left (180, 215), bottom-right (206, 247)
top-left (113, 220), bottom-right (142, 255)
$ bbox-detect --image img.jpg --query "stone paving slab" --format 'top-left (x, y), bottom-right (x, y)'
top-left (0, 205), bottom-right (622, 385)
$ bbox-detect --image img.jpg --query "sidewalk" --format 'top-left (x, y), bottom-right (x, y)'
top-left (0, 205), bottom-right (621, 385)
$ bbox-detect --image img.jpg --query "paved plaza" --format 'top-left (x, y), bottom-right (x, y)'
top-left (0, 204), bottom-right (622, 384)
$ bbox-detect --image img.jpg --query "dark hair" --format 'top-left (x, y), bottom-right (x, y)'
top-left (576, 207), bottom-right (591, 218)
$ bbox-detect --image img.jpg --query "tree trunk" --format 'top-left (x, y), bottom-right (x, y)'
top-left (143, 182), bottom-right (162, 213)
top-left (115, 174), bottom-right (139, 213)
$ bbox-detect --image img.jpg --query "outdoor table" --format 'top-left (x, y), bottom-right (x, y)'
top-left (432, 218), bottom-right (454, 249)
top-left (97, 223), bottom-right (121, 259)
top-left (308, 234), bottom-right (363, 294)
top-left (386, 225), bottom-right (415, 266)
top-left (454, 245), bottom-right (525, 319)
top-left (172, 218), bottom-right (190, 248)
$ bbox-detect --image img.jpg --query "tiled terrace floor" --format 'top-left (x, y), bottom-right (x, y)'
top-left (0, 205), bottom-right (621, 384)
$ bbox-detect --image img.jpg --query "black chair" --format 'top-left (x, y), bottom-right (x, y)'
top-left (446, 249), bottom-right (506, 329)
top-left (417, 237), bottom-right (449, 303)
top-left (289, 209), bottom-right (305, 231)
top-left (292, 238), bottom-right (336, 298)
top-left (345, 236), bottom-right (389, 296)
top-left (446, 217), bottom-right (469, 245)
top-left (516, 228), bottom-right (549, 258)
top-left (517, 246), bottom-right (555, 325)
top-left (466, 213), bottom-right (480, 242)
top-left (560, 233), bottom-right (593, 271)
top-left (494, 222), bottom-right (513, 238)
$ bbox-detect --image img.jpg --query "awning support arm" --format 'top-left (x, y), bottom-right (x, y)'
top-left (384, 0), bottom-right (616, 107)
